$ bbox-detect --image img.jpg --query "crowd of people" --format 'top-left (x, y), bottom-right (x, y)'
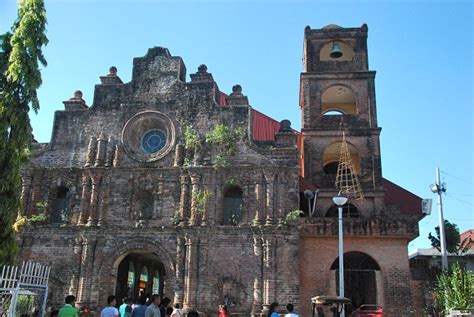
top-left (54, 295), bottom-right (300, 317)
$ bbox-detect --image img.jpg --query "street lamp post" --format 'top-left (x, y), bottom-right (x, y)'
top-left (430, 166), bottom-right (448, 270)
top-left (333, 193), bottom-right (348, 317)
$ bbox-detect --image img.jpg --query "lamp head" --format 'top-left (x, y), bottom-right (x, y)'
top-left (430, 184), bottom-right (438, 193)
top-left (304, 190), bottom-right (315, 200)
top-left (332, 193), bottom-right (348, 206)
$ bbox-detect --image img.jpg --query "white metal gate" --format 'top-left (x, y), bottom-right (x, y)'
top-left (0, 262), bottom-right (50, 317)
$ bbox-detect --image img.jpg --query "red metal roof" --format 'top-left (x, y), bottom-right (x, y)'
top-left (383, 178), bottom-right (423, 215)
top-left (219, 92), bottom-right (228, 106)
top-left (251, 108), bottom-right (282, 141)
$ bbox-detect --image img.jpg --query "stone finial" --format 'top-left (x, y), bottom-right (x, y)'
top-left (100, 66), bottom-right (123, 85)
top-left (190, 64), bottom-right (214, 83)
top-left (275, 119), bottom-right (296, 147)
top-left (225, 84), bottom-right (249, 106)
top-left (63, 90), bottom-right (88, 110)
top-left (198, 64), bottom-right (208, 73)
top-left (109, 66), bottom-right (118, 76)
top-left (74, 90), bottom-right (83, 99)
top-left (230, 84), bottom-right (242, 96)
top-left (278, 120), bottom-right (292, 132)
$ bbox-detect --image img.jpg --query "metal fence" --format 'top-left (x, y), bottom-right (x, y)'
top-left (0, 262), bottom-right (50, 317)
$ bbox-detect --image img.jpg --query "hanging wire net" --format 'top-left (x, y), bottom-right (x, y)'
top-left (335, 132), bottom-right (364, 200)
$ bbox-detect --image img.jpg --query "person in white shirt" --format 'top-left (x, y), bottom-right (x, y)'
top-left (285, 303), bottom-right (299, 317)
top-left (101, 296), bottom-right (119, 317)
top-left (170, 303), bottom-right (182, 317)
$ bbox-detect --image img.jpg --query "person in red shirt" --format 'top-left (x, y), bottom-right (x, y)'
top-left (219, 305), bottom-right (229, 317)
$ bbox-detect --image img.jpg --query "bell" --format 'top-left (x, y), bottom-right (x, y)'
top-left (330, 41), bottom-right (343, 59)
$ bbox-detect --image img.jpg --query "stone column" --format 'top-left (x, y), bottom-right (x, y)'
top-left (97, 175), bottom-right (110, 226)
top-left (264, 173), bottom-right (275, 225)
top-left (94, 132), bottom-right (107, 167)
top-left (263, 237), bottom-right (276, 305)
top-left (78, 174), bottom-right (90, 225)
top-left (113, 144), bottom-right (122, 167)
top-left (179, 173), bottom-right (190, 223)
top-left (30, 172), bottom-right (43, 215)
top-left (200, 174), bottom-right (210, 226)
top-left (76, 236), bottom-right (95, 308)
top-left (252, 236), bottom-right (264, 315)
top-left (253, 180), bottom-right (264, 225)
top-left (87, 175), bottom-right (101, 226)
top-left (189, 173), bottom-right (201, 226)
top-left (174, 237), bottom-right (186, 306)
top-left (20, 173), bottom-right (32, 216)
top-left (70, 237), bottom-right (83, 295)
top-left (84, 136), bottom-right (97, 167)
top-left (277, 177), bottom-right (286, 225)
top-left (104, 137), bottom-right (115, 167)
top-left (183, 236), bottom-right (198, 310)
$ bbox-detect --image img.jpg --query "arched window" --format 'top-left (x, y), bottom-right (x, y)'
top-left (223, 186), bottom-right (243, 225)
top-left (152, 271), bottom-right (160, 295)
top-left (322, 142), bottom-right (361, 175)
top-left (330, 252), bottom-right (380, 310)
top-left (51, 186), bottom-right (70, 224)
top-left (320, 41), bottom-right (355, 61)
top-left (326, 203), bottom-right (360, 218)
top-left (127, 262), bottom-right (135, 290)
top-left (139, 266), bottom-right (148, 292)
top-left (321, 85), bottom-right (357, 115)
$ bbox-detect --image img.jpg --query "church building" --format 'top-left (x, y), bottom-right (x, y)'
top-left (17, 24), bottom-right (424, 316)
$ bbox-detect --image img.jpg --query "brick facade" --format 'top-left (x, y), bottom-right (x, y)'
top-left (16, 25), bottom-right (423, 317)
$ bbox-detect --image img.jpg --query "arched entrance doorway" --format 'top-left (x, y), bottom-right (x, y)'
top-left (330, 252), bottom-right (380, 313)
top-left (115, 252), bottom-right (166, 301)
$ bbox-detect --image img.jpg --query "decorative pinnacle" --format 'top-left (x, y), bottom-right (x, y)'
top-left (73, 90), bottom-right (83, 99)
top-left (231, 84), bottom-right (242, 96)
top-left (109, 66), bottom-right (118, 76)
top-left (198, 64), bottom-right (208, 73)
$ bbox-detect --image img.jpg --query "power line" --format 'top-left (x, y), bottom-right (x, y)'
top-left (445, 193), bottom-right (473, 207)
top-left (440, 170), bottom-right (474, 186)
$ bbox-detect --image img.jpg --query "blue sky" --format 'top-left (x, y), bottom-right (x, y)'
top-left (1, 0), bottom-right (472, 252)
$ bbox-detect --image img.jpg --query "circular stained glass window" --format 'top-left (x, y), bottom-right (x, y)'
top-left (142, 130), bottom-right (167, 153)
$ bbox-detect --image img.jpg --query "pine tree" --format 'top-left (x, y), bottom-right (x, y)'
top-left (0, 0), bottom-right (48, 265)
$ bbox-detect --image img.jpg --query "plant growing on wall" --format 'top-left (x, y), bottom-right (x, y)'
top-left (193, 190), bottom-right (210, 216)
top-left (172, 209), bottom-right (181, 225)
top-left (205, 124), bottom-right (245, 156)
top-left (285, 209), bottom-right (304, 225)
top-left (433, 262), bottom-right (474, 314)
top-left (183, 126), bottom-right (199, 151)
top-left (226, 178), bottom-right (237, 186)
top-left (0, 0), bottom-right (48, 265)
top-left (213, 154), bottom-right (229, 169)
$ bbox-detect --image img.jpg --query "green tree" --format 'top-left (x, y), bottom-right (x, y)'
top-left (428, 220), bottom-right (461, 254)
top-left (434, 263), bottom-right (474, 314)
top-left (0, 0), bottom-right (48, 265)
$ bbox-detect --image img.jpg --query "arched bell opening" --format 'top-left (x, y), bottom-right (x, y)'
top-left (321, 85), bottom-right (357, 115)
top-left (322, 142), bottom-right (361, 175)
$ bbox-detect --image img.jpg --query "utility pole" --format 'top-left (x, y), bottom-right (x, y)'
top-left (430, 166), bottom-right (448, 270)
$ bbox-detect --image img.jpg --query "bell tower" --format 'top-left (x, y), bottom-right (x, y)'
top-left (300, 24), bottom-right (385, 216)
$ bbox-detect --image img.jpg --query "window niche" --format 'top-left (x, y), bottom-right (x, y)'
top-left (51, 185), bottom-right (70, 224)
top-left (222, 186), bottom-right (243, 225)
